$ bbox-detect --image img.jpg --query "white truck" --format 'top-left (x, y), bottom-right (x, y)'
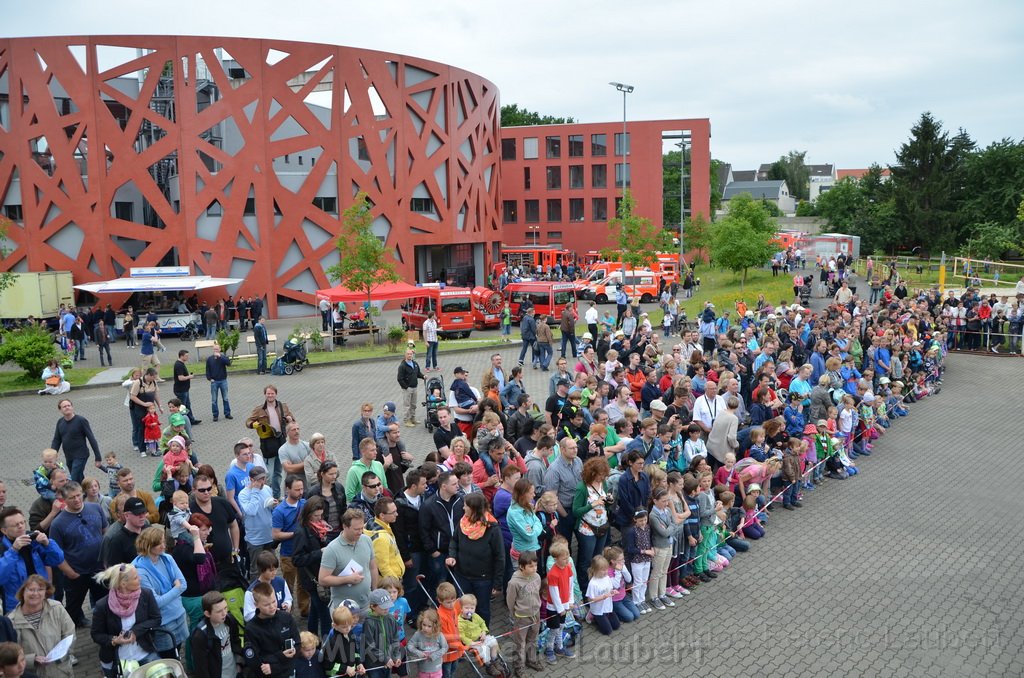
top-left (0, 271), bottom-right (75, 319)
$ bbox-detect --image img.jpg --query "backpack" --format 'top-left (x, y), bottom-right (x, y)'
top-left (270, 357), bottom-right (286, 375)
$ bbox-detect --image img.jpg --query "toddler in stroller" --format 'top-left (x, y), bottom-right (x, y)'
top-left (271, 338), bottom-right (309, 375)
top-left (423, 375), bottom-right (446, 432)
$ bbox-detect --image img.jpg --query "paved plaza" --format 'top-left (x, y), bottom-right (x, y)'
top-left (0, 345), bottom-right (1021, 676)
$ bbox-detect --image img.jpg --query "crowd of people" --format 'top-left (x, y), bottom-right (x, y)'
top-left (4, 255), bottom-right (999, 678)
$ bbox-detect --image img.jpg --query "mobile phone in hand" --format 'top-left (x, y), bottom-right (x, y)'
top-left (285, 638), bottom-right (295, 652)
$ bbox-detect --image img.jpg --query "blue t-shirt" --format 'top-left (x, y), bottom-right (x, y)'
top-left (140, 331), bottom-right (154, 356)
top-left (271, 498), bottom-right (305, 556)
top-left (224, 462), bottom-right (253, 502)
top-left (388, 597), bottom-right (412, 642)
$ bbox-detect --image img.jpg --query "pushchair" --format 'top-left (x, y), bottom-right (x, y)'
top-left (281, 337), bottom-right (309, 374)
top-left (114, 628), bottom-right (187, 678)
top-left (423, 374), bottom-right (446, 432)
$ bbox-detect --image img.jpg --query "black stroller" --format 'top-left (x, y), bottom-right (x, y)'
top-left (423, 374), bottom-right (446, 432)
top-left (799, 275), bottom-right (813, 306)
top-left (281, 338), bottom-right (309, 374)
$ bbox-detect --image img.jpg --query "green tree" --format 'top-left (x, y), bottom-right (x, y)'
top-left (500, 104), bottom-right (575, 127)
top-left (795, 200), bottom-right (818, 217)
top-left (815, 177), bottom-right (865, 233)
top-left (768, 150), bottom-right (810, 201)
top-left (0, 216), bottom-right (15, 294)
top-left (0, 325), bottom-right (57, 377)
top-left (601, 191), bottom-right (675, 296)
top-left (961, 221), bottom-right (1022, 260)
top-left (959, 138), bottom-right (1024, 230)
top-left (325, 193), bottom-right (401, 310)
top-left (889, 112), bottom-right (974, 251)
top-left (664, 154), bottom-right (724, 228)
top-left (709, 193), bottom-right (777, 288)
top-left (683, 214), bottom-right (712, 265)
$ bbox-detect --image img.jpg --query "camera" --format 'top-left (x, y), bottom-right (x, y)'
top-left (26, 531), bottom-right (39, 541)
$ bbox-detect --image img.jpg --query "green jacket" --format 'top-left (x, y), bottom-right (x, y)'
top-left (571, 481), bottom-right (611, 531)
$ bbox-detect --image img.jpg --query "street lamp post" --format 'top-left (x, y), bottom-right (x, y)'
top-left (609, 82), bottom-right (634, 196)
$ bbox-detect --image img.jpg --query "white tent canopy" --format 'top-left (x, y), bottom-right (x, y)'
top-left (74, 275), bottom-right (243, 294)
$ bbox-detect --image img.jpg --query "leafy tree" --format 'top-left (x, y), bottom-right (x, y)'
top-left (0, 216), bottom-right (15, 294)
top-left (325, 192), bottom-right (401, 310)
top-left (500, 104), bottom-right (576, 127)
top-left (960, 138), bottom-right (1024, 230)
top-left (889, 112), bottom-right (974, 251)
top-left (795, 200), bottom-right (818, 217)
top-left (815, 178), bottom-right (865, 233)
top-left (768, 150), bottom-right (810, 201)
top-left (961, 222), bottom-right (1022, 260)
top-left (709, 158), bottom-right (724, 216)
top-left (664, 153), bottom-right (724, 227)
top-left (683, 214), bottom-right (712, 265)
top-left (0, 325), bottom-right (58, 378)
top-left (760, 198), bottom-right (783, 217)
top-left (601, 191), bottom-right (674, 296)
top-left (709, 193), bottom-right (777, 289)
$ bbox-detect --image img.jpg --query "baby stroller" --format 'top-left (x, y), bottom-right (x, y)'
top-left (281, 337), bottom-right (309, 374)
top-left (423, 374), bottom-right (446, 432)
top-left (799, 275), bottom-right (813, 306)
top-left (115, 628), bottom-right (187, 678)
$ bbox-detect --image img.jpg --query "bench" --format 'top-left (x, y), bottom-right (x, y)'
top-left (246, 333), bottom-right (277, 354)
top-left (333, 325), bottom-right (382, 345)
top-left (295, 331), bottom-right (335, 352)
top-left (193, 340), bottom-right (217, 359)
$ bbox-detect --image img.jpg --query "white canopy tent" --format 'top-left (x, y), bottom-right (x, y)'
top-left (74, 275), bottom-right (243, 294)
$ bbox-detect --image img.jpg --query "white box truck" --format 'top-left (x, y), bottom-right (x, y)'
top-left (0, 271), bottom-right (75, 319)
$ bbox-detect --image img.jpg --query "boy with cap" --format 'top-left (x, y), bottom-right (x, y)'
top-left (375, 402), bottom-right (398, 442)
top-left (362, 588), bottom-right (402, 678)
top-left (158, 411), bottom-right (192, 454)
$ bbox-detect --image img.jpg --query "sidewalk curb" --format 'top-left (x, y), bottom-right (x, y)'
top-left (0, 340), bottom-right (512, 399)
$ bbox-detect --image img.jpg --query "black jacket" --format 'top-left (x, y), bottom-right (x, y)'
top-left (304, 482), bottom-right (347, 536)
top-left (244, 610), bottom-right (301, 677)
top-left (190, 614), bottom-right (243, 678)
top-left (393, 492), bottom-right (425, 560)
top-left (448, 519), bottom-right (505, 590)
top-left (291, 524), bottom-right (328, 593)
top-left (418, 492), bottom-right (464, 556)
top-left (91, 588), bottom-right (161, 664)
top-left (397, 359), bottom-right (424, 389)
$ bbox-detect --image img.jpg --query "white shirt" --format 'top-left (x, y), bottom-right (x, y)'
top-left (585, 306), bottom-right (599, 324)
top-left (692, 394), bottom-right (727, 430)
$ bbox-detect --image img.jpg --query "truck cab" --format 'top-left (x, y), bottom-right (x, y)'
top-left (504, 281), bottom-right (577, 324)
top-left (401, 285), bottom-right (475, 338)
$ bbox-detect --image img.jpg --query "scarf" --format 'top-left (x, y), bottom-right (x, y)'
top-left (459, 512), bottom-right (496, 540)
top-left (108, 587), bottom-right (142, 617)
top-left (309, 519), bottom-right (331, 543)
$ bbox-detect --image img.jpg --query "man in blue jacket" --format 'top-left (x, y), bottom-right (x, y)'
top-left (0, 507), bottom-right (65, 614)
top-left (253, 316), bottom-right (269, 375)
top-left (517, 307), bottom-right (538, 368)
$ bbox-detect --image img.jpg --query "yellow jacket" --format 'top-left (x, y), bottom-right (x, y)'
top-left (365, 518), bottom-right (405, 579)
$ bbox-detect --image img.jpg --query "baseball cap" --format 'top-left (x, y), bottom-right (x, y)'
top-left (383, 401), bottom-right (396, 413)
top-left (650, 399), bottom-right (668, 412)
top-left (368, 589), bottom-right (393, 610)
top-left (454, 366), bottom-right (468, 375)
top-left (249, 466), bottom-right (268, 479)
top-left (169, 413), bottom-right (187, 427)
top-left (556, 377), bottom-right (572, 387)
top-left (124, 497), bottom-right (149, 516)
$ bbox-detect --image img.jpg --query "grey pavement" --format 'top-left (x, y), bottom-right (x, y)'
top-left (1, 347), bottom-right (1021, 676)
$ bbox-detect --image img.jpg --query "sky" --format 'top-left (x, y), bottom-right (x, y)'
top-left (4, 0), bottom-right (1022, 171)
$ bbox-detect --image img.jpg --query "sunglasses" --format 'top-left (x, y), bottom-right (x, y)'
top-left (195, 487), bottom-right (212, 493)
top-left (364, 483), bottom-right (382, 489)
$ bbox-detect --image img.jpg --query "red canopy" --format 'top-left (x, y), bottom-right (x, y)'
top-left (315, 280), bottom-right (425, 303)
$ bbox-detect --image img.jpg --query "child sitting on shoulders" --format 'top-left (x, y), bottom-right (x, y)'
top-left (458, 594), bottom-right (501, 668)
top-left (167, 490), bottom-right (193, 542)
top-left (33, 448), bottom-right (67, 501)
top-left (585, 555), bottom-right (620, 636)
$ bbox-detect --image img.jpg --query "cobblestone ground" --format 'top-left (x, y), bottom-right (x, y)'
top-left (1, 346), bottom-right (1020, 677)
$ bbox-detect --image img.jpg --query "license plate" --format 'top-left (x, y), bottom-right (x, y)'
top-left (485, 315), bottom-right (495, 320)
top-left (452, 317), bottom-right (463, 322)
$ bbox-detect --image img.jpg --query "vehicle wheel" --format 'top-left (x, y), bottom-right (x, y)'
top-left (596, 294), bottom-right (608, 304)
top-left (641, 294), bottom-right (653, 304)
top-left (294, 362), bottom-right (304, 372)
top-left (284, 364), bottom-right (294, 375)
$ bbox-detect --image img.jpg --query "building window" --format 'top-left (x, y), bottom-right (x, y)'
top-left (569, 165), bottom-right (584, 189)
top-left (546, 166), bottom-right (561, 190)
top-left (592, 197), bottom-right (608, 222)
top-left (501, 138), bottom-right (517, 161)
top-left (298, 156), bottom-right (304, 166)
top-left (547, 231), bottom-right (563, 240)
top-left (615, 163), bottom-right (631, 188)
top-left (524, 167), bottom-right (531, 190)
top-left (244, 197), bottom-right (256, 215)
top-left (592, 164), bottom-right (607, 189)
top-left (568, 135), bottom-right (584, 157)
top-left (3, 204), bottom-right (23, 221)
top-left (410, 197), bottom-right (435, 214)
top-left (313, 196), bottom-right (338, 213)
top-left (283, 154), bottom-right (289, 164)
top-left (114, 201), bottom-right (134, 221)
top-left (547, 199), bottom-right (562, 222)
top-left (545, 136), bottom-right (561, 159)
top-left (502, 200), bottom-right (518, 224)
top-left (206, 200), bottom-right (222, 216)
top-left (356, 137), bottom-right (370, 161)
top-left (591, 134), bottom-right (607, 157)
top-left (523, 137), bottom-right (539, 159)
top-left (614, 132), bottom-right (631, 156)
top-left (525, 199), bottom-right (540, 223)
top-left (569, 198), bottom-right (584, 222)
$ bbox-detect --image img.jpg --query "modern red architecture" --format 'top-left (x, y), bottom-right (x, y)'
top-left (0, 36), bottom-right (501, 316)
top-left (498, 119), bottom-right (711, 255)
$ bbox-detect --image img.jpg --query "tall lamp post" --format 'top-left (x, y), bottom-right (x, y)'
top-left (609, 82), bottom-right (634, 198)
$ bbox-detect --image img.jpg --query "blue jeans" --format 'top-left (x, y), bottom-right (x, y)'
top-left (209, 379), bottom-right (231, 418)
top-left (574, 529), bottom-right (608, 591)
top-left (560, 332), bottom-right (577, 358)
top-left (726, 536), bottom-right (750, 552)
top-left (537, 343), bottom-right (552, 369)
top-left (453, 574), bottom-right (494, 626)
top-left (426, 342), bottom-right (438, 369)
top-left (74, 341), bottom-right (86, 360)
top-left (402, 552), bottom-right (426, 617)
top-left (783, 481), bottom-right (800, 507)
top-left (256, 345), bottom-right (267, 373)
top-left (264, 455), bottom-right (282, 499)
top-left (205, 324), bottom-right (217, 340)
top-left (68, 456), bottom-right (88, 483)
top-left (717, 543), bottom-right (737, 559)
top-left (517, 340), bottom-right (536, 365)
top-left (130, 406), bottom-right (145, 451)
top-left (613, 597), bottom-right (641, 622)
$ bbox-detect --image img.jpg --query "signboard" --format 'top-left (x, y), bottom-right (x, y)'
top-left (129, 266), bottom-right (191, 278)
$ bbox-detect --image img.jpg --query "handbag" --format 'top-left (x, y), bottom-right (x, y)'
top-left (45, 375), bottom-right (61, 387)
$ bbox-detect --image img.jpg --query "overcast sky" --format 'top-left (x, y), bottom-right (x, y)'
top-left (5, 0), bottom-right (1022, 170)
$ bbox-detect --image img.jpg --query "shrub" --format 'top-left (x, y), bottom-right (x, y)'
top-left (0, 325), bottom-right (58, 377)
top-left (216, 328), bottom-right (240, 356)
top-left (386, 325), bottom-right (406, 353)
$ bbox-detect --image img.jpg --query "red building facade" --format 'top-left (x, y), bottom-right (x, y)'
top-left (0, 36), bottom-right (501, 315)
top-left (498, 119), bottom-right (711, 255)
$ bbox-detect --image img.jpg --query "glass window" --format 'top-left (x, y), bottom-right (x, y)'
top-left (523, 167), bottom-right (531, 190)
top-left (569, 198), bottom-right (584, 222)
top-left (569, 165), bottom-right (584, 189)
top-left (441, 297), bottom-right (471, 313)
top-left (554, 290), bottom-right (575, 305)
top-left (410, 198), bottom-right (434, 214)
top-left (591, 134), bottom-right (607, 157)
top-left (525, 200), bottom-right (540, 223)
top-left (546, 166), bottom-right (561, 190)
top-left (547, 199), bottom-right (562, 222)
top-left (3, 204), bottom-right (23, 221)
top-left (615, 163), bottom-right (631, 188)
top-left (501, 138), bottom-right (517, 161)
top-left (313, 196), bottom-right (338, 213)
top-left (592, 164), bottom-right (607, 189)
top-left (114, 202), bottom-right (134, 221)
top-left (592, 197), bottom-right (608, 222)
top-left (568, 135), bottom-right (584, 157)
top-left (244, 197), bottom-right (256, 215)
top-left (523, 137), bottom-right (539, 159)
top-left (545, 136), bottom-right (561, 159)
top-left (614, 132), bottom-right (631, 156)
top-left (502, 200), bottom-right (518, 224)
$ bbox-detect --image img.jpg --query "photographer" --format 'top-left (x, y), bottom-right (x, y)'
top-left (0, 508), bottom-right (65, 614)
